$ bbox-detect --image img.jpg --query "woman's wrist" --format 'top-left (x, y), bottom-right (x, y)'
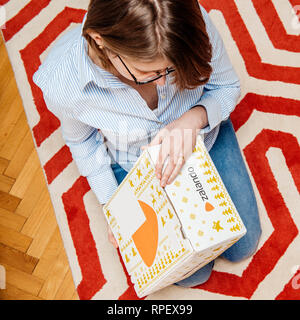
top-left (189, 105), bottom-right (208, 130)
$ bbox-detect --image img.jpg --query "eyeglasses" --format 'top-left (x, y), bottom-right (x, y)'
top-left (117, 54), bottom-right (175, 85)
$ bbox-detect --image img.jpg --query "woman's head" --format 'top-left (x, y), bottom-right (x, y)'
top-left (82, 0), bottom-right (212, 91)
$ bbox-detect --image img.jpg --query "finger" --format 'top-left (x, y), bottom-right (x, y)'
top-left (109, 232), bottom-right (118, 248)
top-left (140, 132), bottom-right (164, 152)
top-left (156, 137), bottom-right (172, 179)
top-left (107, 226), bottom-right (118, 247)
top-left (166, 152), bottom-right (185, 185)
top-left (148, 127), bottom-right (168, 147)
top-left (113, 238), bottom-right (118, 248)
top-left (161, 150), bottom-right (184, 187)
top-left (160, 155), bottom-right (176, 187)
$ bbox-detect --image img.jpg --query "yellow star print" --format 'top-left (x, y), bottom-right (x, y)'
top-left (156, 187), bottom-right (162, 197)
top-left (136, 168), bottom-right (142, 179)
top-left (144, 158), bottom-right (150, 168)
top-left (212, 220), bottom-right (223, 232)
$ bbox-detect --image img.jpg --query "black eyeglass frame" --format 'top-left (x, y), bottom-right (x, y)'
top-left (117, 54), bottom-right (175, 85)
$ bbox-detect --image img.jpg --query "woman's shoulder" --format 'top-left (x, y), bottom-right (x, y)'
top-left (32, 25), bottom-right (82, 97)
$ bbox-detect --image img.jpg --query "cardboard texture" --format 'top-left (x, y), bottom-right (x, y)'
top-left (103, 134), bottom-right (247, 297)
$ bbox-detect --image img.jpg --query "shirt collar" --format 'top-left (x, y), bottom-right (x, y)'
top-left (78, 12), bottom-right (128, 90)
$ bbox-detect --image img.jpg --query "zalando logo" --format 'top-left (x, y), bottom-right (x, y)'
top-left (187, 166), bottom-right (209, 202)
top-left (187, 166), bottom-right (215, 212)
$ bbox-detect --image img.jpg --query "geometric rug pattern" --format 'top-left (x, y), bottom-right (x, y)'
top-left (1, 0), bottom-right (299, 299)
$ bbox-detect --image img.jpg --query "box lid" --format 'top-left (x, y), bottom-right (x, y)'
top-left (146, 134), bottom-right (247, 252)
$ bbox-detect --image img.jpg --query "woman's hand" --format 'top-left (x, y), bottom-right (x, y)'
top-left (141, 106), bottom-right (208, 187)
top-left (107, 224), bottom-right (118, 248)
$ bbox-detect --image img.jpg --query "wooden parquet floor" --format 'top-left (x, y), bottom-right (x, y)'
top-left (0, 33), bottom-right (79, 300)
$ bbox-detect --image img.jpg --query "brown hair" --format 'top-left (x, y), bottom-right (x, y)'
top-left (82, 0), bottom-right (212, 92)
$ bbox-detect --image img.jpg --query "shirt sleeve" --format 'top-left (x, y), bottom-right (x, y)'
top-left (43, 94), bottom-right (119, 205)
top-left (194, 4), bottom-right (241, 134)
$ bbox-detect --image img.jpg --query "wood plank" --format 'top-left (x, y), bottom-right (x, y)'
top-left (38, 249), bottom-right (70, 299)
top-left (0, 47), bottom-right (14, 96)
top-left (0, 77), bottom-right (18, 125)
top-left (26, 206), bottom-right (57, 259)
top-left (0, 157), bottom-right (9, 174)
top-left (0, 31), bottom-right (9, 66)
top-left (32, 227), bottom-right (64, 280)
top-left (0, 283), bottom-right (43, 300)
top-left (0, 33), bottom-right (76, 301)
top-left (71, 290), bottom-right (80, 300)
top-left (0, 243), bottom-right (38, 274)
top-left (0, 111), bottom-right (28, 160)
top-left (0, 190), bottom-right (21, 212)
top-left (54, 269), bottom-right (76, 300)
top-left (0, 224), bottom-right (32, 252)
top-left (0, 95), bottom-right (23, 153)
top-left (20, 188), bottom-right (52, 237)
top-left (9, 148), bottom-right (40, 198)
top-left (15, 166), bottom-right (46, 218)
top-left (0, 207), bottom-right (26, 231)
top-left (0, 71), bottom-right (15, 104)
top-left (2, 263), bottom-right (44, 296)
top-left (4, 130), bottom-right (35, 179)
top-left (0, 173), bottom-right (15, 193)
top-left (0, 34), bottom-right (18, 134)
top-left (0, 83), bottom-right (21, 118)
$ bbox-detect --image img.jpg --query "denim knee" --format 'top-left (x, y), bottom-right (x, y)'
top-left (173, 260), bottom-right (214, 288)
top-left (221, 223), bottom-right (262, 263)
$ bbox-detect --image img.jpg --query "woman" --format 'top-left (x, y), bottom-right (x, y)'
top-left (33, 0), bottom-right (261, 287)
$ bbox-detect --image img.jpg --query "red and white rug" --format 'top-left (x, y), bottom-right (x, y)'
top-left (1, 0), bottom-right (299, 300)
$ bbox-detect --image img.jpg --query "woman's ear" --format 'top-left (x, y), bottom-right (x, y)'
top-left (86, 29), bottom-right (104, 47)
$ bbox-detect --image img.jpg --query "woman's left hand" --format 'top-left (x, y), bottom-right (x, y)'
top-left (141, 106), bottom-right (208, 187)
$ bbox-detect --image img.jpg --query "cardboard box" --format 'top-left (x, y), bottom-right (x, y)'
top-left (103, 134), bottom-right (246, 297)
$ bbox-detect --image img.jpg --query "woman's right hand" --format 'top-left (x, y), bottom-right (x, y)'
top-left (107, 225), bottom-right (119, 248)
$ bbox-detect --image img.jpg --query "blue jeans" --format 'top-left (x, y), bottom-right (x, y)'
top-left (111, 118), bottom-right (262, 288)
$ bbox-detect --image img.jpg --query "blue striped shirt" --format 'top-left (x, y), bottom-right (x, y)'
top-left (33, 4), bottom-right (241, 205)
